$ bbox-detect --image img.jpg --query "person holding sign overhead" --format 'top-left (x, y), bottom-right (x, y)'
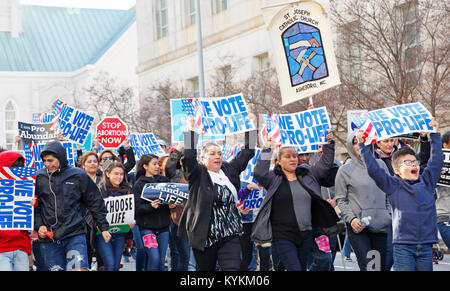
top-left (356, 118), bottom-right (443, 271)
top-left (178, 115), bottom-right (257, 271)
top-left (251, 134), bottom-right (340, 271)
top-left (132, 154), bottom-right (171, 271)
top-left (96, 162), bottom-right (135, 271)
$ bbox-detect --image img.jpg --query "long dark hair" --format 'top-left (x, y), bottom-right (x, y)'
top-left (100, 162), bottom-right (130, 194)
top-left (135, 154), bottom-right (159, 181)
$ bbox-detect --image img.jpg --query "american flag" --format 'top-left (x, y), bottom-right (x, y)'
top-left (221, 143), bottom-right (233, 162)
top-left (222, 143), bottom-right (242, 162)
top-left (261, 113), bottom-right (282, 149)
top-left (50, 99), bottom-right (66, 133)
top-left (181, 98), bottom-right (205, 134)
top-left (350, 114), bottom-right (378, 145)
top-left (0, 167), bottom-right (36, 183)
top-left (24, 143), bottom-right (36, 168)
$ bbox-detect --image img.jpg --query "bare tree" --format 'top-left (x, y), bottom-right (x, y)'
top-left (330, 0), bottom-right (450, 127)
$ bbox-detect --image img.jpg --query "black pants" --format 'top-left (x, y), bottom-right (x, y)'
top-left (347, 226), bottom-right (387, 271)
top-left (193, 236), bottom-right (241, 271)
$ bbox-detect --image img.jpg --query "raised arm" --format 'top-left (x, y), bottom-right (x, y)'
top-left (420, 119), bottom-right (443, 187)
top-left (356, 130), bottom-right (398, 195)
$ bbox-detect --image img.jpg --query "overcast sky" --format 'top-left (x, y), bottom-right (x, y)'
top-left (20, 0), bottom-right (136, 9)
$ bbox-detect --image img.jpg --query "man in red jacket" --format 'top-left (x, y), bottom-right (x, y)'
top-left (0, 151), bottom-right (32, 271)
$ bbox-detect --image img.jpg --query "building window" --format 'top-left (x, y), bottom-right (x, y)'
top-left (212, 0), bottom-right (230, 14)
top-left (155, 0), bottom-right (169, 39)
top-left (398, 1), bottom-right (422, 88)
top-left (187, 76), bottom-right (199, 98)
top-left (4, 100), bottom-right (17, 150)
top-left (185, 0), bottom-right (196, 26)
top-left (253, 52), bottom-right (270, 77)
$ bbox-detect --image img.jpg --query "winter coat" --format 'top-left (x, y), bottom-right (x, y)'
top-left (177, 131), bottom-right (255, 251)
top-left (34, 141), bottom-right (109, 242)
top-left (335, 132), bottom-right (392, 233)
top-left (359, 133), bottom-right (443, 244)
top-left (132, 174), bottom-right (171, 232)
top-left (251, 145), bottom-right (340, 245)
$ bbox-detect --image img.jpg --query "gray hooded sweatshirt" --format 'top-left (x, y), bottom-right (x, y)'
top-left (335, 132), bottom-right (392, 233)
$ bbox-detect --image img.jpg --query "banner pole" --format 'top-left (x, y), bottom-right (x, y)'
top-left (195, 0), bottom-right (206, 99)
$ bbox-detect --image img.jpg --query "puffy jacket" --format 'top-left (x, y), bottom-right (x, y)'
top-left (34, 141), bottom-right (109, 242)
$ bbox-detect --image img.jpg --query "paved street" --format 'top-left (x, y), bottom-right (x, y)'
top-left (119, 252), bottom-right (450, 271)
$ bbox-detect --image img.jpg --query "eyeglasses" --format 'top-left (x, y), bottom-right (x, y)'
top-left (102, 156), bottom-right (114, 161)
top-left (399, 160), bottom-right (420, 167)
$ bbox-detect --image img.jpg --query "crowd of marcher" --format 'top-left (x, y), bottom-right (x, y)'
top-left (0, 113), bottom-right (449, 272)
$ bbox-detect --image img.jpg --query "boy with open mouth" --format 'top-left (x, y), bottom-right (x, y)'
top-left (356, 118), bottom-right (443, 271)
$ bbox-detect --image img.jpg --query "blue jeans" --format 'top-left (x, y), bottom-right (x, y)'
top-left (393, 243), bottom-right (433, 271)
top-left (96, 233), bottom-right (126, 271)
top-left (272, 230), bottom-right (312, 271)
top-left (131, 225), bottom-right (147, 271)
top-left (343, 229), bottom-right (353, 258)
top-left (140, 229), bottom-right (169, 271)
top-left (437, 222), bottom-right (450, 250)
top-left (0, 250), bottom-right (29, 271)
top-left (39, 234), bottom-right (89, 271)
top-left (385, 224), bottom-right (394, 271)
top-left (169, 222), bottom-right (191, 271)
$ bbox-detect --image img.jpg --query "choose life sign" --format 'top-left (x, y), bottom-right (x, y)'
top-left (355, 103), bottom-right (435, 141)
top-left (98, 194), bottom-right (134, 235)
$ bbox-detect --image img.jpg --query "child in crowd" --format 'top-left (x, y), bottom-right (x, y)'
top-left (355, 118), bottom-right (443, 271)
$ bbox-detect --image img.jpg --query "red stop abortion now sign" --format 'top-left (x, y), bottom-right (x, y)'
top-left (96, 117), bottom-right (129, 148)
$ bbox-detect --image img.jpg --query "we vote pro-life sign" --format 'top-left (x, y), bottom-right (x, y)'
top-left (0, 167), bottom-right (36, 230)
top-left (51, 99), bottom-right (95, 144)
top-left (181, 94), bottom-right (256, 136)
top-left (354, 103), bottom-right (435, 141)
top-left (262, 107), bottom-right (331, 153)
top-left (129, 133), bottom-right (165, 159)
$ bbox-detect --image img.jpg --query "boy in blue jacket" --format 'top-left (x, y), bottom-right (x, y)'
top-left (355, 118), bottom-right (443, 271)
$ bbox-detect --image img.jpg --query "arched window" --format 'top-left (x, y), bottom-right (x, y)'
top-left (4, 100), bottom-right (18, 150)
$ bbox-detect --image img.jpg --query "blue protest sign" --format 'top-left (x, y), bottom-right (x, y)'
top-left (357, 103), bottom-right (435, 141)
top-left (0, 167), bottom-right (36, 230)
top-left (238, 182), bottom-right (267, 224)
top-left (240, 148), bottom-right (261, 184)
top-left (129, 133), bottom-right (166, 159)
top-left (262, 107), bottom-right (331, 153)
top-left (189, 94), bottom-right (256, 136)
top-left (50, 99), bottom-right (95, 144)
top-left (170, 99), bottom-right (224, 143)
top-left (141, 183), bottom-right (189, 206)
top-left (24, 142), bottom-right (76, 169)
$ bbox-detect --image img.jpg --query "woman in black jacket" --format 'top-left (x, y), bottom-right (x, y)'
top-left (96, 162), bottom-right (134, 271)
top-left (251, 141), bottom-right (340, 271)
top-left (132, 154), bottom-right (171, 271)
top-left (178, 117), bottom-right (256, 271)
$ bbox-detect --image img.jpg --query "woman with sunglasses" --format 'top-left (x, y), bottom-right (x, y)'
top-left (132, 154), bottom-right (172, 271)
top-left (98, 136), bottom-right (136, 174)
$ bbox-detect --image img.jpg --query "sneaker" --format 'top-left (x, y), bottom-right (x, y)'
top-left (345, 257), bottom-right (353, 262)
